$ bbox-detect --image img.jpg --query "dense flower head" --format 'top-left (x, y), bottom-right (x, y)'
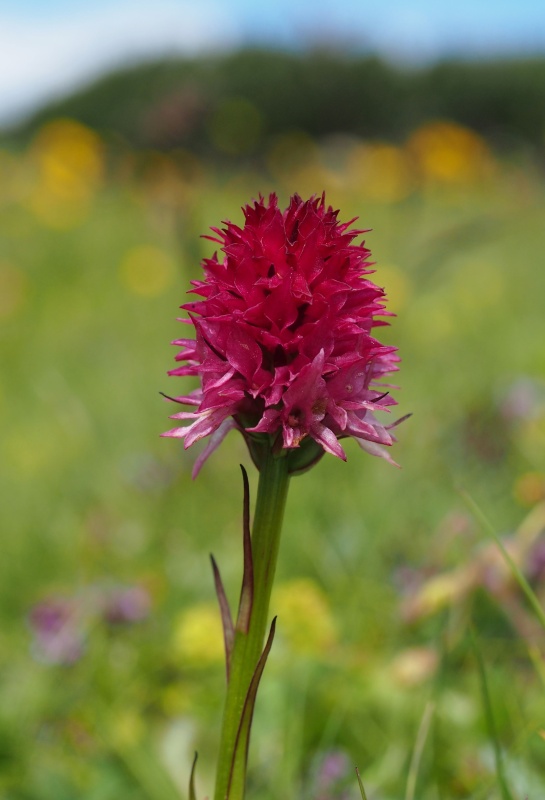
top-left (163, 193), bottom-right (401, 475)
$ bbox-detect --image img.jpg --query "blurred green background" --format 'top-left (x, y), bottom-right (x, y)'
top-left (1, 48), bottom-right (545, 800)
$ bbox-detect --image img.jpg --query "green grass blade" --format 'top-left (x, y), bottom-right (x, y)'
top-left (470, 628), bottom-right (514, 800)
top-left (461, 489), bottom-right (545, 632)
top-left (405, 700), bottom-right (435, 800)
top-left (355, 766), bottom-right (368, 800)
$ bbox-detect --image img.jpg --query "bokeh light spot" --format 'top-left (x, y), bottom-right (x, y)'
top-left (407, 121), bottom-right (495, 186)
top-left (389, 646), bottom-right (439, 687)
top-left (347, 142), bottom-right (414, 202)
top-left (172, 603), bottom-right (224, 666)
top-left (120, 245), bottom-right (176, 297)
top-left (24, 118), bottom-right (104, 229)
top-left (273, 579), bottom-right (337, 656)
top-left (513, 472), bottom-right (545, 507)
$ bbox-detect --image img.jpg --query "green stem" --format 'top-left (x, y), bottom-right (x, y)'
top-left (214, 448), bottom-right (291, 800)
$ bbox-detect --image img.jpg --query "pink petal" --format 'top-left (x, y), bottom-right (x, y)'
top-left (192, 418), bottom-right (236, 478)
top-left (355, 437), bottom-right (400, 467)
top-left (311, 423), bottom-right (347, 460)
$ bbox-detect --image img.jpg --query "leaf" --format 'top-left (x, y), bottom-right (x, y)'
top-left (226, 618), bottom-right (277, 797)
top-left (211, 555), bottom-right (235, 681)
top-left (235, 464), bottom-right (254, 634)
top-left (189, 751), bottom-right (198, 800)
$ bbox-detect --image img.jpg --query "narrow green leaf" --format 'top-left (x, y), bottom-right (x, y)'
top-left (236, 464), bottom-right (254, 634)
top-left (355, 766), bottom-right (368, 800)
top-left (211, 554), bottom-right (235, 680)
top-left (189, 751), bottom-right (198, 800)
top-left (226, 617), bottom-right (277, 798)
top-left (471, 628), bottom-right (514, 800)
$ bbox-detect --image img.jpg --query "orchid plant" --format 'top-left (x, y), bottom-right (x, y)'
top-left (163, 193), bottom-right (404, 800)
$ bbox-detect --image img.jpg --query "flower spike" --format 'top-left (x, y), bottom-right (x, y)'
top-left (164, 193), bottom-right (402, 475)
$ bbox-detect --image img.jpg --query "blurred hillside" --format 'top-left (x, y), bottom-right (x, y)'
top-left (3, 49), bottom-right (545, 159)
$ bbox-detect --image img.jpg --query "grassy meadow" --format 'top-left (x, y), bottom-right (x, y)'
top-left (1, 117), bottom-right (545, 799)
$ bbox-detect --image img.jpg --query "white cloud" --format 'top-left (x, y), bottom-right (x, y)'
top-left (0, 1), bottom-right (240, 125)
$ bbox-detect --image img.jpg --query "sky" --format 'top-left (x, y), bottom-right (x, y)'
top-left (1, 0), bottom-right (545, 125)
